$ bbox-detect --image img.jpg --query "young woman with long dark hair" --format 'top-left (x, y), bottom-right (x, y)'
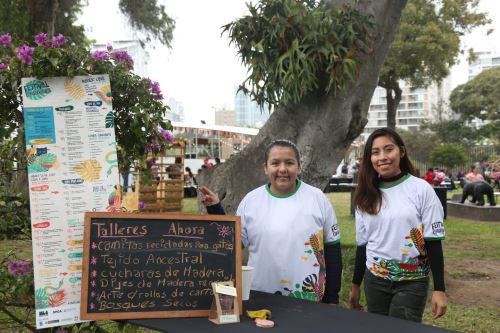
top-left (349, 127), bottom-right (447, 322)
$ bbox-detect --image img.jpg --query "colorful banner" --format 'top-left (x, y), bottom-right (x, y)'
top-left (22, 75), bottom-right (120, 329)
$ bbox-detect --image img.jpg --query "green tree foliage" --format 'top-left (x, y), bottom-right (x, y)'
top-left (0, 0), bottom-right (174, 47)
top-left (379, 0), bottom-right (489, 129)
top-left (424, 119), bottom-right (480, 145)
top-left (430, 143), bottom-right (466, 169)
top-left (119, 0), bottom-right (175, 48)
top-left (223, 0), bottom-right (373, 108)
top-left (398, 128), bottom-right (439, 162)
top-left (0, 0), bottom-right (86, 44)
top-left (449, 66), bottom-right (500, 143)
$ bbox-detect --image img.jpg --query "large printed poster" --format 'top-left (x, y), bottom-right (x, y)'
top-left (22, 75), bottom-right (120, 329)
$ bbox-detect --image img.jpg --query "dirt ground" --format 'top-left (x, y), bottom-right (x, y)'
top-left (445, 258), bottom-right (500, 308)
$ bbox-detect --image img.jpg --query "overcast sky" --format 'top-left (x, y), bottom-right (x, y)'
top-left (78, 0), bottom-right (500, 123)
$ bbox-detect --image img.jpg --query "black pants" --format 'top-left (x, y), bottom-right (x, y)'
top-left (364, 271), bottom-right (428, 322)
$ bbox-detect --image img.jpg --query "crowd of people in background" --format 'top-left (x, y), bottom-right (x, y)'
top-left (423, 168), bottom-right (454, 189)
top-left (421, 162), bottom-right (500, 190)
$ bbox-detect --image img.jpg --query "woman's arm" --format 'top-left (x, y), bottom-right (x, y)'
top-left (323, 243), bottom-right (342, 304)
top-left (349, 245), bottom-right (366, 310)
top-left (425, 240), bottom-right (447, 319)
top-left (198, 186), bottom-right (226, 214)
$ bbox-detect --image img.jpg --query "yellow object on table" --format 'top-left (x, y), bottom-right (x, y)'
top-left (246, 309), bottom-right (272, 320)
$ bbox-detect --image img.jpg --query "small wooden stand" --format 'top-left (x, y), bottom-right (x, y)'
top-left (208, 281), bottom-right (240, 324)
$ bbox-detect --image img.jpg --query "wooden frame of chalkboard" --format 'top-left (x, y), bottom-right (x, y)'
top-left (80, 212), bottom-right (241, 320)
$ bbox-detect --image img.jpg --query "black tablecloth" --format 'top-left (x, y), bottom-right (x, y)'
top-left (128, 291), bottom-right (456, 333)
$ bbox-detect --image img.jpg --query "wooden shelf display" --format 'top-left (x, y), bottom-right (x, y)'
top-left (122, 140), bottom-right (185, 212)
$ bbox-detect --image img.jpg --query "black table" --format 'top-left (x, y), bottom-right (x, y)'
top-left (129, 291), bottom-right (456, 333)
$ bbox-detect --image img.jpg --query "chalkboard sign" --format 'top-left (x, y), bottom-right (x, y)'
top-left (80, 212), bottom-right (241, 320)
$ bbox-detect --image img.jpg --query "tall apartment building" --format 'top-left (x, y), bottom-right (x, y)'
top-left (362, 79), bottom-right (452, 140)
top-left (215, 108), bottom-right (236, 126)
top-left (234, 87), bottom-right (271, 127)
top-left (468, 51), bottom-right (500, 80)
top-left (166, 97), bottom-right (185, 122)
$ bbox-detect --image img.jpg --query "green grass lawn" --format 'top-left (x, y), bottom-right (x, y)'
top-left (1, 191), bottom-right (498, 333)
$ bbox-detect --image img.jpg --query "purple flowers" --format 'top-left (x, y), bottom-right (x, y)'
top-left (7, 260), bottom-right (33, 277)
top-left (151, 80), bottom-right (164, 100)
top-left (34, 32), bottom-right (67, 47)
top-left (160, 129), bottom-right (174, 143)
top-left (111, 50), bottom-right (134, 67)
top-left (51, 34), bottom-right (68, 47)
top-left (138, 201), bottom-right (146, 209)
top-left (16, 44), bottom-right (34, 65)
top-left (91, 50), bottom-right (109, 61)
top-left (34, 32), bottom-right (49, 47)
top-left (0, 33), bottom-right (12, 46)
top-left (0, 63), bottom-right (7, 70)
top-left (144, 143), bottom-right (161, 153)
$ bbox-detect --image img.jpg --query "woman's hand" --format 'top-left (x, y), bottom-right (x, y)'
top-left (349, 284), bottom-right (364, 311)
top-left (198, 186), bottom-right (220, 207)
top-left (431, 291), bottom-right (447, 319)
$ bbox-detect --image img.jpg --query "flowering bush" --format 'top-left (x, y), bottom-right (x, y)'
top-left (7, 259), bottom-right (32, 276)
top-left (0, 252), bottom-right (34, 309)
top-left (0, 32), bottom-right (173, 182)
top-left (0, 32), bottom-right (174, 332)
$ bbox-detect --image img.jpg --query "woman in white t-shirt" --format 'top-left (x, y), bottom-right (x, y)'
top-left (349, 128), bottom-right (447, 322)
top-left (199, 140), bottom-right (342, 304)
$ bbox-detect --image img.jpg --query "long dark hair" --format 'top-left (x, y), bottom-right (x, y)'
top-left (354, 127), bottom-right (416, 214)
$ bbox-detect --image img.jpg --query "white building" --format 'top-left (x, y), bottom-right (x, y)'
top-left (362, 78), bottom-right (452, 139)
top-left (468, 51), bottom-right (500, 80)
top-left (215, 108), bottom-right (236, 126)
top-left (166, 97), bottom-right (185, 122)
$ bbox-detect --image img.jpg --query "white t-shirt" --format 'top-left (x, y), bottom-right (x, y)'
top-left (355, 174), bottom-right (445, 281)
top-left (237, 180), bottom-right (340, 301)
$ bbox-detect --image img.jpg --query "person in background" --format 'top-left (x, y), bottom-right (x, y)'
top-left (349, 127), bottom-right (447, 323)
top-left (435, 169), bottom-right (445, 186)
top-left (465, 165), bottom-right (484, 182)
top-left (215, 157), bottom-right (221, 165)
top-left (199, 139), bottom-right (343, 304)
top-left (424, 168), bottom-right (435, 186)
top-left (184, 167), bottom-right (197, 197)
top-left (203, 158), bottom-right (213, 168)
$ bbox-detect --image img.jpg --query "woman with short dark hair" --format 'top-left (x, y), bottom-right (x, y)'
top-left (199, 139), bottom-right (342, 304)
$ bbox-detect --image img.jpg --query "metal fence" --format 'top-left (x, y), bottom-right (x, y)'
top-left (412, 145), bottom-right (499, 177)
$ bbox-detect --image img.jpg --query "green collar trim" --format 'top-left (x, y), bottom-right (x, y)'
top-left (266, 179), bottom-right (301, 198)
top-left (380, 173), bottom-right (411, 189)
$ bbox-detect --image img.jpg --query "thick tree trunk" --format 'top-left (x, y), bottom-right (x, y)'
top-left (385, 83), bottom-right (402, 130)
top-left (198, 0), bottom-right (407, 214)
top-left (25, 0), bottom-right (59, 37)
